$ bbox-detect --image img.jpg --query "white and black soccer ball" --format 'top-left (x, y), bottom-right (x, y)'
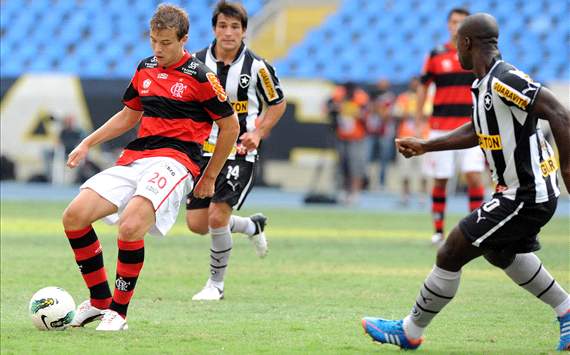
top-left (29, 287), bottom-right (76, 331)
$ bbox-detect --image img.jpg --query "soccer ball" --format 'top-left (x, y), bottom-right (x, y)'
top-left (29, 287), bottom-right (76, 331)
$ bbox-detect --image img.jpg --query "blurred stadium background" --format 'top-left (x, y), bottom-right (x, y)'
top-left (1, 2), bottom-right (569, 351)
top-left (1, 0), bottom-right (569, 196)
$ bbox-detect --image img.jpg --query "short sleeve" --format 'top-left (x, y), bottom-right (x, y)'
top-left (199, 72), bottom-right (235, 120)
top-left (492, 69), bottom-right (541, 113)
top-left (255, 60), bottom-right (285, 105)
top-left (122, 67), bottom-right (143, 111)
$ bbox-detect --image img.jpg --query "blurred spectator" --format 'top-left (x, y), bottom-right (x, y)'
top-left (325, 85), bottom-right (345, 132)
top-left (327, 82), bottom-right (369, 204)
top-left (393, 77), bottom-right (430, 205)
top-left (51, 114), bottom-right (86, 184)
top-left (365, 79), bottom-right (396, 190)
top-left (59, 115), bottom-right (85, 156)
top-left (0, 155), bottom-right (16, 180)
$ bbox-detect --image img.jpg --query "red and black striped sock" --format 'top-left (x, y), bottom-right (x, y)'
top-left (65, 225), bottom-right (112, 309)
top-left (432, 186), bottom-right (446, 235)
top-left (110, 239), bottom-right (144, 318)
top-left (468, 186), bottom-right (485, 211)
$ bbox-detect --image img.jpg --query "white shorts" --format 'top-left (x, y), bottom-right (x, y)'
top-left (422, 130), bottom-right (486, 178)
top-left (81, 157), bottom-right (193, 237)
top-left (399, 154), bottom-right (425, 179)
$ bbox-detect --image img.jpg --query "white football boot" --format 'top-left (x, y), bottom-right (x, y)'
top-left (96, 310), bottom-right (128, 331)
top-left (192, 279), bottom-right (224, 301)
top-left (70, 300), bottom-right (104, 327)
top-left (249, 213), bottom-right (268, 258)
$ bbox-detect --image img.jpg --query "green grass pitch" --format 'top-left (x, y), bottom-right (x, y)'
top-left (1, 201), bottom-right (568, 354)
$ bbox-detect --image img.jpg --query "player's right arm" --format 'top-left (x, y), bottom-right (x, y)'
top-left (532, 87), bottom-right (570, 191)
top-left (396, 122), bottom-right (478, 158)
top-left (191, 64), bottom-right (239, 199)
top-left (68, 62), bottom-right (146, 168)
top-left (67, 106), bottom-right (143, 168)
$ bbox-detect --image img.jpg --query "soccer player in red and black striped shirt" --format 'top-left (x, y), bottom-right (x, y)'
top-left (415, 8), bottom-right (486, 245)
top-left (61, 4), bottom-right (239, 331)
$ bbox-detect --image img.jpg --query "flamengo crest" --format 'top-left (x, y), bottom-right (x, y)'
top-left (170, 82), bottom-right (187, 98)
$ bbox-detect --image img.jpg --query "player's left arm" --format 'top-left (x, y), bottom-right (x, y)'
top-left (532, 87), bottom-right (570, 191)
top-left (241, 61), bottom-right (286, 152)
top-left (240, 100), bottom-right (287, 152)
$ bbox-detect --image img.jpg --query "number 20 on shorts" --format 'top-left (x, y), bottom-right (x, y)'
top-left (148, 172), bottom-right (167, 189)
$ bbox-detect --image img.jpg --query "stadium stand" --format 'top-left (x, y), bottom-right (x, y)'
top-left (0, 0), bottom-right (567, 83)
top-left (0, 0), bottom-right (265, 78)
top-left (274, 0), bottom-right (570, 83)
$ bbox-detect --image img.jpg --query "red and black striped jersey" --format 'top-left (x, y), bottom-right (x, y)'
top-left (421, 43), bottom-right (476, 131)
top-left (118, 51), bottom-right (234, 177)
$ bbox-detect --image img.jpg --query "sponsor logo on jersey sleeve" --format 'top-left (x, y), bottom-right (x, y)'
top-left (493, 79), bottom-right (530, 109)
top-left (206, 72), bottom-right (228, 102)
top-left (258, 67), bottom-right (278, 101)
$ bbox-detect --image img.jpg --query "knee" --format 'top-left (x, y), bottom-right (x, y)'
top-left (436, 239), bottom-right (466, 271)
top-left (208, 209), bottom-right (230, 229)
top-left (118, 218), bottom-right (144, 241)
top-left (484, 251), bottom-right (515, 269)
top-left (186, 215), bottom-right (208, 235)
top-left (62, 205), bottom-right (88, 231)
top-left (436, 243), bottom-right (456, 267)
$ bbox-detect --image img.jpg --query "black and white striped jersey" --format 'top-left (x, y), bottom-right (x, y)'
top-left (471, 59), bottom-right (560, 203)
top-left (195, 41), bottom-right (285, 162)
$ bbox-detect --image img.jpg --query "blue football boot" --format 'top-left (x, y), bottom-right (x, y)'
top-left (558, 311), bottom-right (570, 351)
top-left (362, 317), bottom-right (423, 350)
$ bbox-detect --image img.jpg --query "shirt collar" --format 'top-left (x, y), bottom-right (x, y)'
top-left (472, 57), bottom-right (503, 88)
top-left (208, 40), bottom-right (246, 64)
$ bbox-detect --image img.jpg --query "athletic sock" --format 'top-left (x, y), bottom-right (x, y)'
top-left (209, 226), bottom-right (233, 283)
top-left (504, 253), bottom-right (569, 317)
top-left (403, 315), bottom-right (425, 340)
top-left (65, 225), bottom-right (111, 309)
top-left (555, 297), bottom-right (570, 317)
top-left (409, 265), bottom-right (461, 330)
top-left (229, 215), bottom-right (256, 236)
top-left (110, 239), bottom-right (144, 318)
top-left (468, 186), bottom-right (485, 211)
top-left (431, 186), bottom-right (446, 235)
